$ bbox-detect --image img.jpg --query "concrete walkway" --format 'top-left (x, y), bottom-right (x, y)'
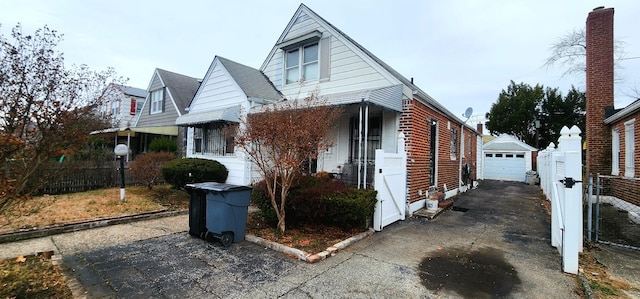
top-left (0, 180), bottom-right (617, 298)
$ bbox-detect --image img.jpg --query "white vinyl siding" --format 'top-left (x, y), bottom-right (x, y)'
top-left (190, 61), bottom-right (247, 111)
top-left (625, 119), bottom-right (635, 177)
top-left (261, 11), bottom-right (396, 99)
top-left (612, 128), bottom-right (620, 175)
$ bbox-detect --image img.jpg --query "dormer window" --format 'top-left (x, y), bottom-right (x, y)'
top-left (278, 31), bottom-right (323, 85)
top-left (285, 43), bottom-right (318, 84)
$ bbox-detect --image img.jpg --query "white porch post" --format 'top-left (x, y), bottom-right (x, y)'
top-left (357, 105), bottom-right (363, 189)
top-left (363, 104), bottom-right (369, 189)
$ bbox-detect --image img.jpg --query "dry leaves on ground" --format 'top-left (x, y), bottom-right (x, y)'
top-left (246, 213), bottom-right (367, 254)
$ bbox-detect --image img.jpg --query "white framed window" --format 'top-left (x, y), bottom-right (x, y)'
top-left (624, 119), bottom-right (635, 177)
top-left (285, 43), bottom-right (318, 84)
top-left (111, 101), bottom-right (119, 116)
top-left (612, 128), bottom-right (620, 175)
top-left (150, 89), bottom-right (163, 114)
top-left (450, 128), bottom-right (458, 160)
top-left (193, 123), bottom-right (235, 156)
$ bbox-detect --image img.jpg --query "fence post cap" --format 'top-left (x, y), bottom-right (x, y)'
top-left (569, 125), bottom-right (582, 135)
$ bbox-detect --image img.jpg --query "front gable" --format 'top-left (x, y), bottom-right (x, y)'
top-left (133, 69), bottom-right (181, 128)
top-left (260, 4), bottom-right (400, 103)
top-left (189, 57), bottom-right (248, 113)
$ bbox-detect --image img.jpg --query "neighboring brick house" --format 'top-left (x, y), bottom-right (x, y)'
top-left (133, 68), bottom-right (200, 157)
top-left (181, 4), bottom-right (480, 222)
top-left (585, 7), bottom-right (640, 207)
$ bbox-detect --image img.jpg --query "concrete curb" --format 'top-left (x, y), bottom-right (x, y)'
top-left (578, 270), bottom-right (595, 299)
top-left (245, 228), bottom-right (375, 263)
top-left (0, 209), bottom-right (189, 244)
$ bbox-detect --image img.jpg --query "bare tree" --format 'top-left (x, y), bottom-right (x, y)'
top-left (0, 23), bottom-right (125, 212)
top-left (544, 28), bottom-right (634, 83)
top-left (235, 89), bottom-right (342, 232)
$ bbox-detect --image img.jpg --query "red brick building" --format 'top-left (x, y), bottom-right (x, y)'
top-left (586, 7), bottom-right (640, 206)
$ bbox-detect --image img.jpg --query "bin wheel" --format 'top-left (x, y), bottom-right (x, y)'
top-left (204, 231), bottom-right (215, 242)
top-left (220, 232), bottom-right (234, 247)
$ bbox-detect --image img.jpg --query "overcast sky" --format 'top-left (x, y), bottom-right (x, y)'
top-left (2, 0), bottom-right (639, 125)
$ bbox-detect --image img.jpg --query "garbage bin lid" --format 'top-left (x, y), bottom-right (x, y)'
top-left (186, 182), bottom-right (252, 192)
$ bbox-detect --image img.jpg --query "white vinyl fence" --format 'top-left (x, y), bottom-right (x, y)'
top-left (537, 126), bottom-right (583, 274)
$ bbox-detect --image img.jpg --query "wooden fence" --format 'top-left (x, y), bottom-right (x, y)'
top-left (37, 161), bottom-right (144, 195)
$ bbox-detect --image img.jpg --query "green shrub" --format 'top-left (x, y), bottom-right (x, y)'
top-left (149, 138), bottom-right (178, 153)
top-left (251, 175), bottom-right (378, 230)
top-left (161, 158), bottom-right (228, 189)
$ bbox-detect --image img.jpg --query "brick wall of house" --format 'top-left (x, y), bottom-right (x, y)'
top-left (611, 179), bottom-right (640, 206)
top-left (585, 7), bottom-right (614, 176)
top-left (400, 98), bottom-right (478, 203)
top-left (609, 111), bottom-right (640, 206)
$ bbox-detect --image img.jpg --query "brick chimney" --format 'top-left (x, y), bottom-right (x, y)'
top-left (585, 6), bottom-right (614, 176)
top-left (476, 123), bottom-right (483, 135)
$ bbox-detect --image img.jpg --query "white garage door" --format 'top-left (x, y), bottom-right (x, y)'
top-left (484, 152), bottom-right (526, 182)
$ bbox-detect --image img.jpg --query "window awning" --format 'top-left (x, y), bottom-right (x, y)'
top-left (175, 105), bottom-right (241, 126)
top-left (277, 30), bottom-right (322, 50)
top-left (90, 126), bottom-right (178, 136)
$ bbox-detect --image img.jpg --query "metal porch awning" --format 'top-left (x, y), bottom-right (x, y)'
top-left (175, 105), bottom-right (241, 126)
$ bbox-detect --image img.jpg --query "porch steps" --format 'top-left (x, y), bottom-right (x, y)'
top-left (413, 200), bottom-right (454, 220)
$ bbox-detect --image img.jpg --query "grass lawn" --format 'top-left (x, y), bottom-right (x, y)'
top-left (0, 185), bottom-right (189, 234)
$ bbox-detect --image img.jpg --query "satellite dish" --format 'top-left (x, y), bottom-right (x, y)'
top-left (463, 107), bottom-right (473, 119)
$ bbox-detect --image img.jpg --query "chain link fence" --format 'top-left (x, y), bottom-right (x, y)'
top-left (586, 174), bottom-right (640, 250)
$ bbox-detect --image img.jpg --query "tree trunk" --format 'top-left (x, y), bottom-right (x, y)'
top-left (277, 215), bottom-right (285, 233)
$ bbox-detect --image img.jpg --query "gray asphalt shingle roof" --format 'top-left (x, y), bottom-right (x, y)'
top-left (299, 4), bottom-right (474, 130)
top-left (218, 57), bottom-right (282, 102)
top-left (115, 84), bottom-right (148, 98)
top-left (156, 68), bottom-right (201, 112)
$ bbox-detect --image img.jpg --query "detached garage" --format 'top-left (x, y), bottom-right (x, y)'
top-left (482, 134), bottom-right (537, 182)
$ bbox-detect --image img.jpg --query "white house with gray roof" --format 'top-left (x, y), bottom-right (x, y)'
top-left (99, 83), bottom-right (147, 129)
top-left (176, 56), bottom-right (282, 185)
top-left (179, 4), bottom-right (481, 229)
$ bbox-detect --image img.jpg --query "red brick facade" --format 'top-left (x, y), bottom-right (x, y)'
top-left (585, 7), bottom-right (640, 207)
top-left (608, 112), bottom-right (640, 206)
top-left (400, 98), bottom-right (478, 203)
top-left (585, 7), bottom-right (614, 176)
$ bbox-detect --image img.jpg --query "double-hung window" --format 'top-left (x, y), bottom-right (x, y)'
top-left (111, 101), bottom-right (119, 116)
top-left (150, 89), bottom-right (163, 114)
top-left (625, 119), bottom-right (635, 177)
top-left (285, 43), bottom-right (318, 84)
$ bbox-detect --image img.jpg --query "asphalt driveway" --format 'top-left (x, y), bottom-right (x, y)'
top-left (5, 180), bottom-right (580, 298)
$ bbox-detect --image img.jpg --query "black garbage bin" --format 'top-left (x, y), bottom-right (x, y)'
top-left (186, 182), bottom-right (252, 247)
top-left (186, 187), bottom-right (207, 238)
